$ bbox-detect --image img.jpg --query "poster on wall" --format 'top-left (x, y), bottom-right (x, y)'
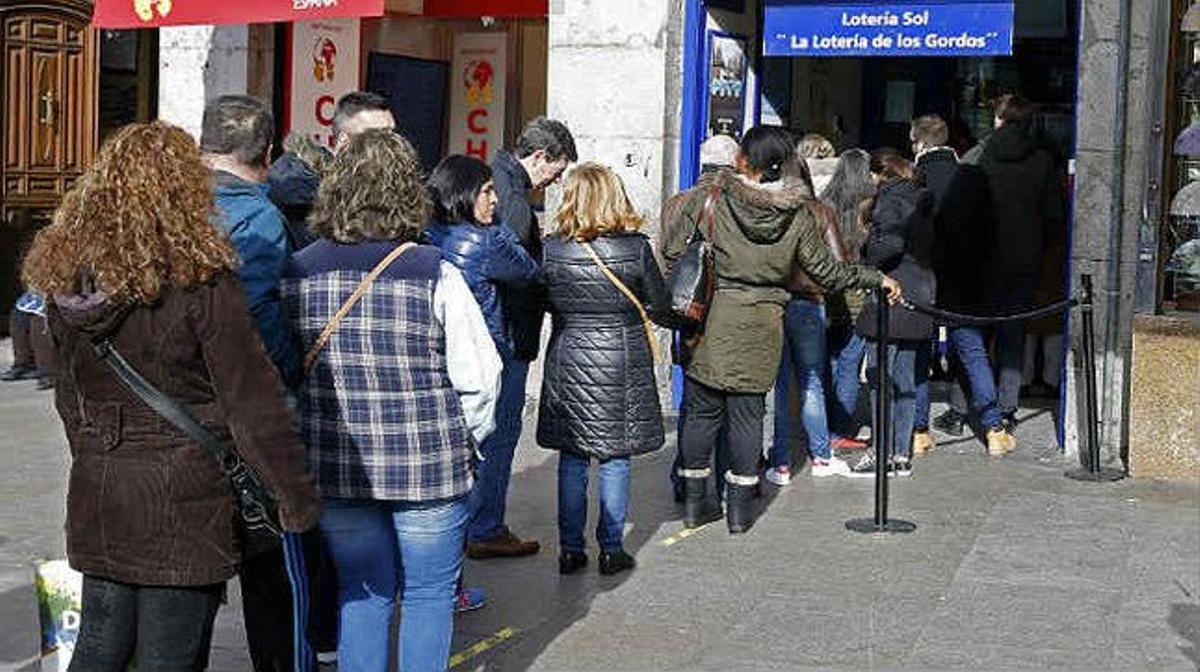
top-left (448, 33), bottom-right (508, 163)
top-left (289, 18), bottom-right (361, 151)
top-left (708, 32), bottom-right (748, 139)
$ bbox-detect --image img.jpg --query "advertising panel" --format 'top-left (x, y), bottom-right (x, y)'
top-left (289, 18), bottom-right (362, 150)
top-left (447, 33), bottom-right (508, 163)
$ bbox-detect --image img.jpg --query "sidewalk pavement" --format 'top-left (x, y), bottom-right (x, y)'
top-left (0, 338), bottom-right (1197, 670)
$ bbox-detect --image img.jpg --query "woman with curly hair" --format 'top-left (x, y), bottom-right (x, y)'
top-left (23, 121), bottom-right (321, 671)
top-left (282, 129), bottom-right (501, 672)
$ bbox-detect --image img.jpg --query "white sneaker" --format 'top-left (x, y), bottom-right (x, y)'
top-left (810, 456), bottom-right (850, 477)
top-left (317, 651), bottom-right (338, 665)
top-left (765, 465), bottom-right (792, 486)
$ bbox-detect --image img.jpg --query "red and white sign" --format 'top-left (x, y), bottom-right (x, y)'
top-left (288, 18), bottom-right (361, 151)
top-left (93, 0), bottom-right (383, 29)
top-left (447, 33), bottom-right (507, 163)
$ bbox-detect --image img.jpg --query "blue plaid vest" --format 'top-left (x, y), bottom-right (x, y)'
top-left (283, 241), bottom-right (473, 502)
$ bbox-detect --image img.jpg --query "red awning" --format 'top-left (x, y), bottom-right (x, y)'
top-left (93, 0), bottom-right (385, 28)
top-left (421, 0), bottom-right (546, 18)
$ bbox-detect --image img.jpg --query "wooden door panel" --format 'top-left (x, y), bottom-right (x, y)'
top-left (6, 17), bottom-right (26, 40)
top-left (30, 19), bottom-right (62, 43)
top-left (30, 48), bottom-right (62, 169)
top-left (1, 6), bottom-right (95, 211)
top-left (65, 47), bottom-right (84, 171)
top-left (5, 43), bottom-right (27, 174)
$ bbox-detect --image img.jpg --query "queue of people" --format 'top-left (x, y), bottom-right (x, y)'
top-left (763, 94), bottom-right (1066, 486)
top-left (20, 86), bottom-right (1063, 671)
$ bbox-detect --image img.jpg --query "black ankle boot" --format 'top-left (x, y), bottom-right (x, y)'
top-left (558, 550), bottom-right (588, 575)
top-left (682, 477), bottom-right (723, 529)
top-left (598, 549), bottom-right (635, 575)
top-left (725, 483), bottom-right (758, 534)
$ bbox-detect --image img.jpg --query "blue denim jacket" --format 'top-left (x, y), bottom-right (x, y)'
top-left (425, 221), bottom-right (540, 358)
top-left (213, 171), bottom-right (301, 386)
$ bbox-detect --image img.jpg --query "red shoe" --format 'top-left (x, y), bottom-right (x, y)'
top-left (831, 436), bottom-right (869, 451)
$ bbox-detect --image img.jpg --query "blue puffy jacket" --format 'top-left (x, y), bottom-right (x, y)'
top-left (213, 171), bottom-right (301, 386)
top-left (425, 221), bottom-right (540, 357)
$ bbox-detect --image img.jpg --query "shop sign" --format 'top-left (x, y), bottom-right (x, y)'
top-left (92, 0), bottom-right (383, 28)
top-left (447, 33), bottom-right (507, 163)
top-left (763, 0), bottom-right (1014, 57)
top-left (289, 18), bottom-right (361, 150)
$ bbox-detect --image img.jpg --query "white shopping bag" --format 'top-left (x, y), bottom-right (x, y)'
top-left (35, 560), bottom-right (82, 671)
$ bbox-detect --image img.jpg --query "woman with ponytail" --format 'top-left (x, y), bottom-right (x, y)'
top-left (662, 126), bottom-right (900, 534)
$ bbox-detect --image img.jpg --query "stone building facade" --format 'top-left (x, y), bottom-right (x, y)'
top-left (141, 0), bottom-right (1199, 477)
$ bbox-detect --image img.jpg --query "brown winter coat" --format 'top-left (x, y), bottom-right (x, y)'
top-left (661, 168), bottom-right (883, 393)
top-left (47, 272), bottom-right (320, 587)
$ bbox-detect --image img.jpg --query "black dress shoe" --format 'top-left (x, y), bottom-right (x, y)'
top-left (1, 364), bottom-right (38, 381)
top-left (598, 550), bottom-right (635, 576)
top-left (558, 550), bottom-right (588, 575)
top-left (36, 376), bottom-right (54, 390)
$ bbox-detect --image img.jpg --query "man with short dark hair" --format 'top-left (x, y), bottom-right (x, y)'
top-left (201, 95), bottom-right (301, 386)
top-left (200, 94), bottom-right (314, 671)
top-left (332, 90), bottom-right (395, 151)
top-left (907, 113), bottom-right (958, 456)
top-left (466, 116), bottom-right (576, 559)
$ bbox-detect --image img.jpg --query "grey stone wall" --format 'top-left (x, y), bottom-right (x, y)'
top-left (547, 0), bottom-right (683, 240)
top-left (1069, 0), bottom-right (1168, 463)
top-left (158, 25), bottom-right (275, 139)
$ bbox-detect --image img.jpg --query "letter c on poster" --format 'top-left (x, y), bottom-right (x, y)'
top-left (449, 33), bottom-right (507, 163)
top-left (289, 19), bottom-right (362, 149)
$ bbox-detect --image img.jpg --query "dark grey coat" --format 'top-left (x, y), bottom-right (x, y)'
top-left (536, 233), bottom-right (674, 460)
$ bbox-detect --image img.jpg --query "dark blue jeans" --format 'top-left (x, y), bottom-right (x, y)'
top-left (948, 326), bottom-right (1003, 429)
top-left (913, 340), bottom-right (932, 430)
top-left (772, 300), bottom-right (831, 466)
top-left (866, 341), bottom-right (919, 460)
top-left (827, 324), bottom-right (868, 440)
top-left (467, 358), bottom-right (528, 542)
top-left (558, 453), bottom-right (630, 553)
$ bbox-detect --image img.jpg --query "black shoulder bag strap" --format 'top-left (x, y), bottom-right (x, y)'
top-left (92, 339), bottom-right (282, 539)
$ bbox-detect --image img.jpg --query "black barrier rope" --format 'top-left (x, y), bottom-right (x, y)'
top-left (898, 297), bottom-right (1079, 326)
top-left (845, 275), bottom-right (1120, 535)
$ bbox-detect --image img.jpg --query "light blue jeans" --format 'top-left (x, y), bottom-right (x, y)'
top-left (558, 453), bottom-right (630, 552)
top-left (468, 358), bottom-right (528, 542)
top-left (321, 497), bottom-right (467, 672)
top-left (772, 299), bottom-right (831, 467)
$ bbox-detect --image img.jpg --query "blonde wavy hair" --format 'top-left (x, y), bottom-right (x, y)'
top-left (308, 129), bottom-right (430, 244)
top-left (552, 163), bottom-right (643, 241)
top-left (22, 121), bottom-right (237, 304)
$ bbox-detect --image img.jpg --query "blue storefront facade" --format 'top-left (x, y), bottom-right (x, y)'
top-left (662, 0), bottom-right (1194, 477)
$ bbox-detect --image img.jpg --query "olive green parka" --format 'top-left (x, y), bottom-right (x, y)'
top-left (661, 167), bottom-right (883, 393)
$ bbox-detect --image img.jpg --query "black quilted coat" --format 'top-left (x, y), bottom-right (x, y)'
top-left (536, 233), bottom-right (675, 460)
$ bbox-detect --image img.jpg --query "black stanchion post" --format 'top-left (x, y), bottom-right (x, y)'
top-left (1066, 274), bottom-right (1125, 482)
top-left (847, 287), bottom-right (916, 534)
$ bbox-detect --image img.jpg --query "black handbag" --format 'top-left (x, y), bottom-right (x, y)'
top-left (92, 339), bottom-right (283, 558)
top-left (666, 186), bottom-right (721, 325)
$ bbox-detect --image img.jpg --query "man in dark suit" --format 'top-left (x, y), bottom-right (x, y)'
top-left (467, 117), bottom-right (577, 559)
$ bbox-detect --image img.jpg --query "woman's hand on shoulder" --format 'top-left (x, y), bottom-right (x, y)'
top-left (881, 275), bottom-right (903, 304)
